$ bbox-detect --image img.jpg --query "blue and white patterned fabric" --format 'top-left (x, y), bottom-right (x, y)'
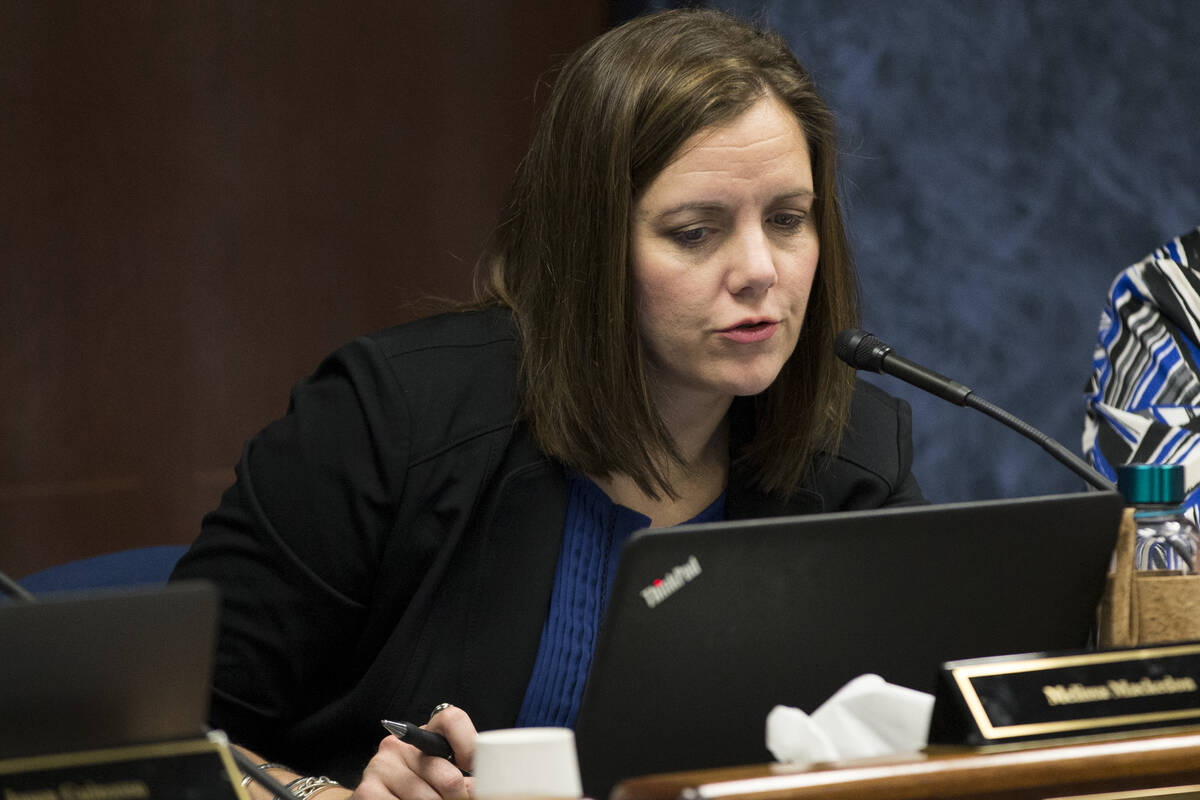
top-left (1084, 226), bottom-right (1200, 519)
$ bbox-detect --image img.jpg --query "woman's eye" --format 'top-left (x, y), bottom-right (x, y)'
top-left (672, 227), bottom-right (709, 246)
top-left (769, 212), bottom-right (804, 229)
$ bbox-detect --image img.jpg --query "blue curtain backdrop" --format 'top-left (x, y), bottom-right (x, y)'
top-left (620, 0), bottom-right (1200, 502)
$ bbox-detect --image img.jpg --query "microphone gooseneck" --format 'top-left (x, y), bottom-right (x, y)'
top-left (227, 745), bottom-right (305, 800)
top-left (835, 328), bottom-right (1116, 493)
top-left (0, 569), bottom-right (36, 603)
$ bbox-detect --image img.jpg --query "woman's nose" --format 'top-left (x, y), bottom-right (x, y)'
top-left (728, 230), bottom-right (778, 296)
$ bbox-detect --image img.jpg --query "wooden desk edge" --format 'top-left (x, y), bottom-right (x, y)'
top-left (610, 730), bottom-right (1200, 800)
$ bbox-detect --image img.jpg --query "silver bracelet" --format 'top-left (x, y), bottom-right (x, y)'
top-left (284, 776), bottom-right (341, 800)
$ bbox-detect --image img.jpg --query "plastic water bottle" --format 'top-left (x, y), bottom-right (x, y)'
top-left (1116, 463), bottom-right (1200, 574)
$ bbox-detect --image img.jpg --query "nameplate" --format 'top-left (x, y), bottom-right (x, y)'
top-left (928, 642), bottom-right (1200, 747)
top-left (0, 732), bottom-right (246, 800)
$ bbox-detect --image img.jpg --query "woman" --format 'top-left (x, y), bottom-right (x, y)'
top-left (1084, 224), bottom-right (1200, 489)
top-left (171, 8), bottom-right (924, 800)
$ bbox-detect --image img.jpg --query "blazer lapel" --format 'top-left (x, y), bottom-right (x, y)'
top-left (457, 457), bottom-right (568, 729)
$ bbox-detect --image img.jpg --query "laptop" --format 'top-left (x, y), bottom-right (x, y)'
top-left (0, 580), bottom-right (219, 758)
top-left (573, 490), bottom-right (1126, 798)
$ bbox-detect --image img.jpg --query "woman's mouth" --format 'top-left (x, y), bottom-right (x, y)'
top-left (719, 320), bottom-right (777, 343)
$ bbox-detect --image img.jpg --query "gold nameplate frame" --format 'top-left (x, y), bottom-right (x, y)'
top-left (0, 731), bottom-right (247, 800)
top-left (928, 642), bottom-right (1200, 747)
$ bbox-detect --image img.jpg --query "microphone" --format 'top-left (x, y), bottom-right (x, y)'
top-left (835, 328), bottom-right (1116, 493)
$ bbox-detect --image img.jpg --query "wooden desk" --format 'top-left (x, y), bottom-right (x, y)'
top-left (612, 731), bottom-right (1200, 800)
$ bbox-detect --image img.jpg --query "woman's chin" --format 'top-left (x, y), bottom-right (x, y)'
top-left (725, 370), bottom-right (784, 398)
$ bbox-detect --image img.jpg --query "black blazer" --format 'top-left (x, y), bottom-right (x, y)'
top-left (172, 307), bottom-right (923, 780)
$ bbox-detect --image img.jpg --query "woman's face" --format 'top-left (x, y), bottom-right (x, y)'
top-left (630, 93), bottom-right (819, 412)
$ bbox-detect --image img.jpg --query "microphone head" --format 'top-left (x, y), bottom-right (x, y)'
top-left (834, 328), bottom-right (891, 373)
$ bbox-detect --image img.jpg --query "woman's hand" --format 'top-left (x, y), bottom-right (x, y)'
top-left (353, 706), bottom-right (477, 800)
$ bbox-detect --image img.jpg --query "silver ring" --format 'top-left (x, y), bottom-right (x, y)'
top-left (429, 702), bottom-right (455, 721)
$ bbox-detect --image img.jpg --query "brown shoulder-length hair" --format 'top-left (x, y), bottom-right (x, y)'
top-left (478, 8), bottom-right (859, 499)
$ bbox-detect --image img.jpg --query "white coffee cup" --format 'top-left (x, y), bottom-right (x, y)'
top-left (471, 727), bottom-right (583, 800)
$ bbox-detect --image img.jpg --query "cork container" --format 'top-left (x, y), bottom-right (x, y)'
top-left (1100, 508), bottom-right (1200, 647)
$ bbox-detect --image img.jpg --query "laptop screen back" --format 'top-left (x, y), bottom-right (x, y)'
top-left (573, 491), bottom-right (1125, 798)
top-left (0, 580), bottom-right (218, 758)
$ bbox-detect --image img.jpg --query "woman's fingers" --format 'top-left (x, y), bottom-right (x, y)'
top-left (352, 705), bottom-right (480, 800)
top-left (355, 734), bottom-right (469, 800)
top-left (423, 705), bottom-right (478, 775)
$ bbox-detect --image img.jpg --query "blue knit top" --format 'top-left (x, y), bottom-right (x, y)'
top-left (515, 473), bottom-right (726, 728)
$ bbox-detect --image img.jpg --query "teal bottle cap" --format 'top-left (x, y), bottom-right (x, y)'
top-left (1116, 463), bottom-right (1185, 505)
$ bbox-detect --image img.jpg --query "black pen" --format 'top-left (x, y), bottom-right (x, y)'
top-left (381, 719), bottom-right (472, 776)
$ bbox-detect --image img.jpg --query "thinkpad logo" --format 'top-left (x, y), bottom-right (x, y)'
top-left (639, 555), bottom-right (702, 608)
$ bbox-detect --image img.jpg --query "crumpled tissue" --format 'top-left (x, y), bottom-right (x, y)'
top-left (766, 674), bottom-right (935, 766)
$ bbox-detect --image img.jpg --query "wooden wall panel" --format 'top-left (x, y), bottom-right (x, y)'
top-left (1, 1), bottom-right (608, 578)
